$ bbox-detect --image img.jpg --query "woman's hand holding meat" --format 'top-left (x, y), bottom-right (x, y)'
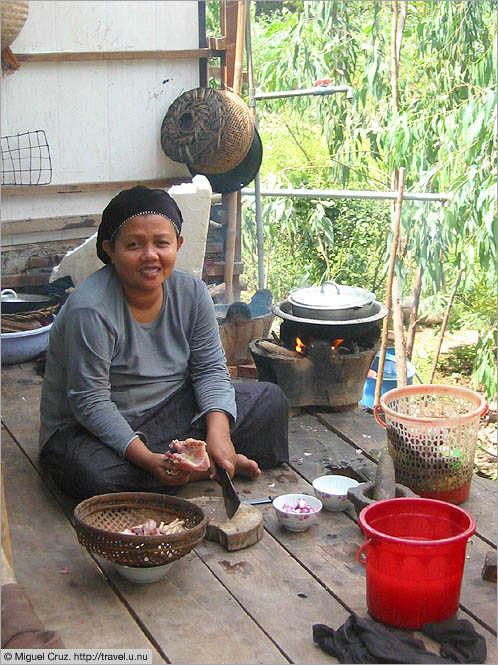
top-left (125, 436), bottom-right (191, 486)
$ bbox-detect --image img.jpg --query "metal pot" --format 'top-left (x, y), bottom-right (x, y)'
top-left (1, 289), bottom-right (58, 314)
top-left (287, 281), bottom-right (377, 321)
top-left (272, 299), bottom-right (388, 341)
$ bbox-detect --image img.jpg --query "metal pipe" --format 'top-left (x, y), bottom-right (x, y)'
top-left (254, 164), bottom-right (265, 289)
top-left (197, 1), bottom-right (208, 87)
top-left (254, 85), bottom-right (353, 100)
top-left (241, 188), bottom-right (451, 203)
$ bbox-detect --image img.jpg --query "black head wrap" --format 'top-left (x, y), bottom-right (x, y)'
top-left (96, 185), bottom-right (183, 264)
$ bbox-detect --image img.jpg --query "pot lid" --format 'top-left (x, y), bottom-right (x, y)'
top-left (288, 281), bottom-right (375, 310)
top-left (1, 289), bottom-right (51, 303)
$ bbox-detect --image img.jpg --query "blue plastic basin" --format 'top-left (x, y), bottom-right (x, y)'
top-left (360, 348), bottom-right (416, 407)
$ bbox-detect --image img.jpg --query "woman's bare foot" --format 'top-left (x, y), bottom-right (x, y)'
top-left (234, 454), bottom-right (261, 478)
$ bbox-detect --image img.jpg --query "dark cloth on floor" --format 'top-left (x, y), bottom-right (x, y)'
top-left (312, 614), bottom-right (486, 664)
top-left (422, 618), bottom-right (487, 664)
top-left (1, 583), bottom-right (65, 649)
top-left (40, 379), bottom-right (289, 500)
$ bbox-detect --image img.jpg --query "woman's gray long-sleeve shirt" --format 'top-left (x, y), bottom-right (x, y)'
top-left (39, 265), bottom-right (236, 456)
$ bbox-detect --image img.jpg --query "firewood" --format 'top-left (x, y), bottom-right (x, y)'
top-left (256, 340), bottom-right (300, 358)
top-left (208, 282), bottom-right (226, 299)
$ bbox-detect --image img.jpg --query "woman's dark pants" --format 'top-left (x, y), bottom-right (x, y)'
top-left (40, 381), bottom-right (289, 500)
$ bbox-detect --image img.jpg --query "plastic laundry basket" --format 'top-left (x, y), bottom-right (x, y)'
top-left (375, 384), bottom-right (487, 504)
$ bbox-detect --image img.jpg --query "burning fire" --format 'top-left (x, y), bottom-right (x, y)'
top-left (331, 338), bottom-right (344, 352)
top-left (295, 337), bottom-right (306, 354)
top-left (294, 337), bottom-right (345, 353)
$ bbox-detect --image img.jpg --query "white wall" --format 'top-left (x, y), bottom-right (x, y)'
top-left (1, 1), bottom-right (200, 225)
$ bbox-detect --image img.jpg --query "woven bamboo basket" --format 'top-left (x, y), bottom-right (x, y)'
top-left (74, 493), bottom-right (207, 568)
top-left (375, 384), bottom-right (487, 504)
top-left (161, 87), bottom-right (254, 174)
top-left (192, 90), bottom-right (254, 174)
top-left (1, 1), bottom-right (29, 50)
top-left (1, 305), bottom-right (59, 333)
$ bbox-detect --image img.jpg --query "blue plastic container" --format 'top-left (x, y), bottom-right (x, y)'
top-left (360, 348), bottom-right (416, 407)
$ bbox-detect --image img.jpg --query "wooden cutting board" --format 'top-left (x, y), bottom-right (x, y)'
top-left (189, 496), bottom-right (264, 551)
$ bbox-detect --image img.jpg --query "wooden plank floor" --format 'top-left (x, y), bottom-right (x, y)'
top-left (2, 361), bottom-right (497, 663)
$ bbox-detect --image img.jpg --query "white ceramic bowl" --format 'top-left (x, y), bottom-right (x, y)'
top-left (1, 316), bottom-right (54, 365)
top-left (312, 475), bottom-right (360, 511)
top-left (114, 562), bottom-right (172, 584)
top-left (272, 493), bottom-right (322, 532)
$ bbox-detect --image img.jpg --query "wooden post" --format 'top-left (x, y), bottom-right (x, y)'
top-left (223, 1), bottom-right (246, 304)
top-left (223, 192), bottom-right (238, 303)
top-left (374, 167), bottom-right (405, 406)
top-left (232, 0), bottom-right (245, 93)
top-left (392, 273), bottom-right (407, 387)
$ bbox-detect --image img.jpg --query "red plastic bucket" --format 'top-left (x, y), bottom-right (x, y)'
top-left (357, 498), bottom-right (475, 629)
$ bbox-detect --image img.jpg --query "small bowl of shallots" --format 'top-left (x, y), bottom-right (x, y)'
top-left (272, 493), bottom-right (322, 532)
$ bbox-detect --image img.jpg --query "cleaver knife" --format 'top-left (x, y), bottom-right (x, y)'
top-left (214, 462), bottom-right (240, 519)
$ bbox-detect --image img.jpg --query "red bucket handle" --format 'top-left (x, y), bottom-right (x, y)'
top-left (374, 405), bottom-right (386, 429)
top-left (356, 541), bottom-right (369, 565)
top-left (481, 403), bottom-right (489, 418)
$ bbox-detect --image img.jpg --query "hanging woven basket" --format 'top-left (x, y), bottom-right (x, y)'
top-left (1, 1), bottom-right (29, 51)
top-left (161, 87), bottom-right (254, 175)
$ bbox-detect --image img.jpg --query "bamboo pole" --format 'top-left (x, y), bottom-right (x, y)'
top-left (223, 0), bottom-right (246, 304)
top-left (392, 273), bottom-right (407, 387)
top-left (406, 265), bottom-right (422, 360)
top-left (374, 166), bottom-right (406, 406)
top-left (391, 0), bottom-right (399, 113)
top-left (429, 267), bottom-right (464, 383)
top-left (375, 0), bottom-right (409, 401)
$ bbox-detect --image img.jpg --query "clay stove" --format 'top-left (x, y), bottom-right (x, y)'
top-left (249, 298), bottom-right (386, 409)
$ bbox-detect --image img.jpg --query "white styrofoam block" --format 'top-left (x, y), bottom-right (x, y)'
top-left (169, 175), bottom-right (212, 279)
top-left (50, 233), bottom-right (101, 286)
top-left (50, 176), bottom-right (212, 286)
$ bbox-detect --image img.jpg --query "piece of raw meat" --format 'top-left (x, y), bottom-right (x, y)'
top-left (165, 438), bottom-right (210, 472)
top-left (121, 518), bottom-right (185, 535)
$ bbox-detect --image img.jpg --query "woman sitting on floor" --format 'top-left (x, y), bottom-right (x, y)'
top-left (39, 186), bottom-right (289, 500)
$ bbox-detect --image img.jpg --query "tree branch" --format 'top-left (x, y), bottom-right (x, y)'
top-left (429, 267), bottom-right (464, 383)
top-left (406, 265), bottom-right (422, 361)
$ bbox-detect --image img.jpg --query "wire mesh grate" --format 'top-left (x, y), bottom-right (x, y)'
top-left (1, 130), bottom-right (52, 185)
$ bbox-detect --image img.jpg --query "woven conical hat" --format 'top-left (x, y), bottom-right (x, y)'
top-left (161, 87), bottom-right (254, 174)
top-left (1, 1), bottom-right (29, 50)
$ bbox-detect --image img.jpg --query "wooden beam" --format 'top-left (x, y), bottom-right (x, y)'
top-left (1, 177), bottom-right (191, 197)
top-left (1, 274), bottom-right (51, 288)
top-left (14, 49), bottom-right (217, 63)
top-left (204, 260), bottom-right (243, 278)
top-left (207, 37), bottom-right (227, 51)
top-left (2, 214), bottom-right (100, 236)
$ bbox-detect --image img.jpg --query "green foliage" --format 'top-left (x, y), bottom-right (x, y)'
top-left (242, 192), bottom-right (391, 301)
top-left (207, 1), bottom-right (497, 398)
